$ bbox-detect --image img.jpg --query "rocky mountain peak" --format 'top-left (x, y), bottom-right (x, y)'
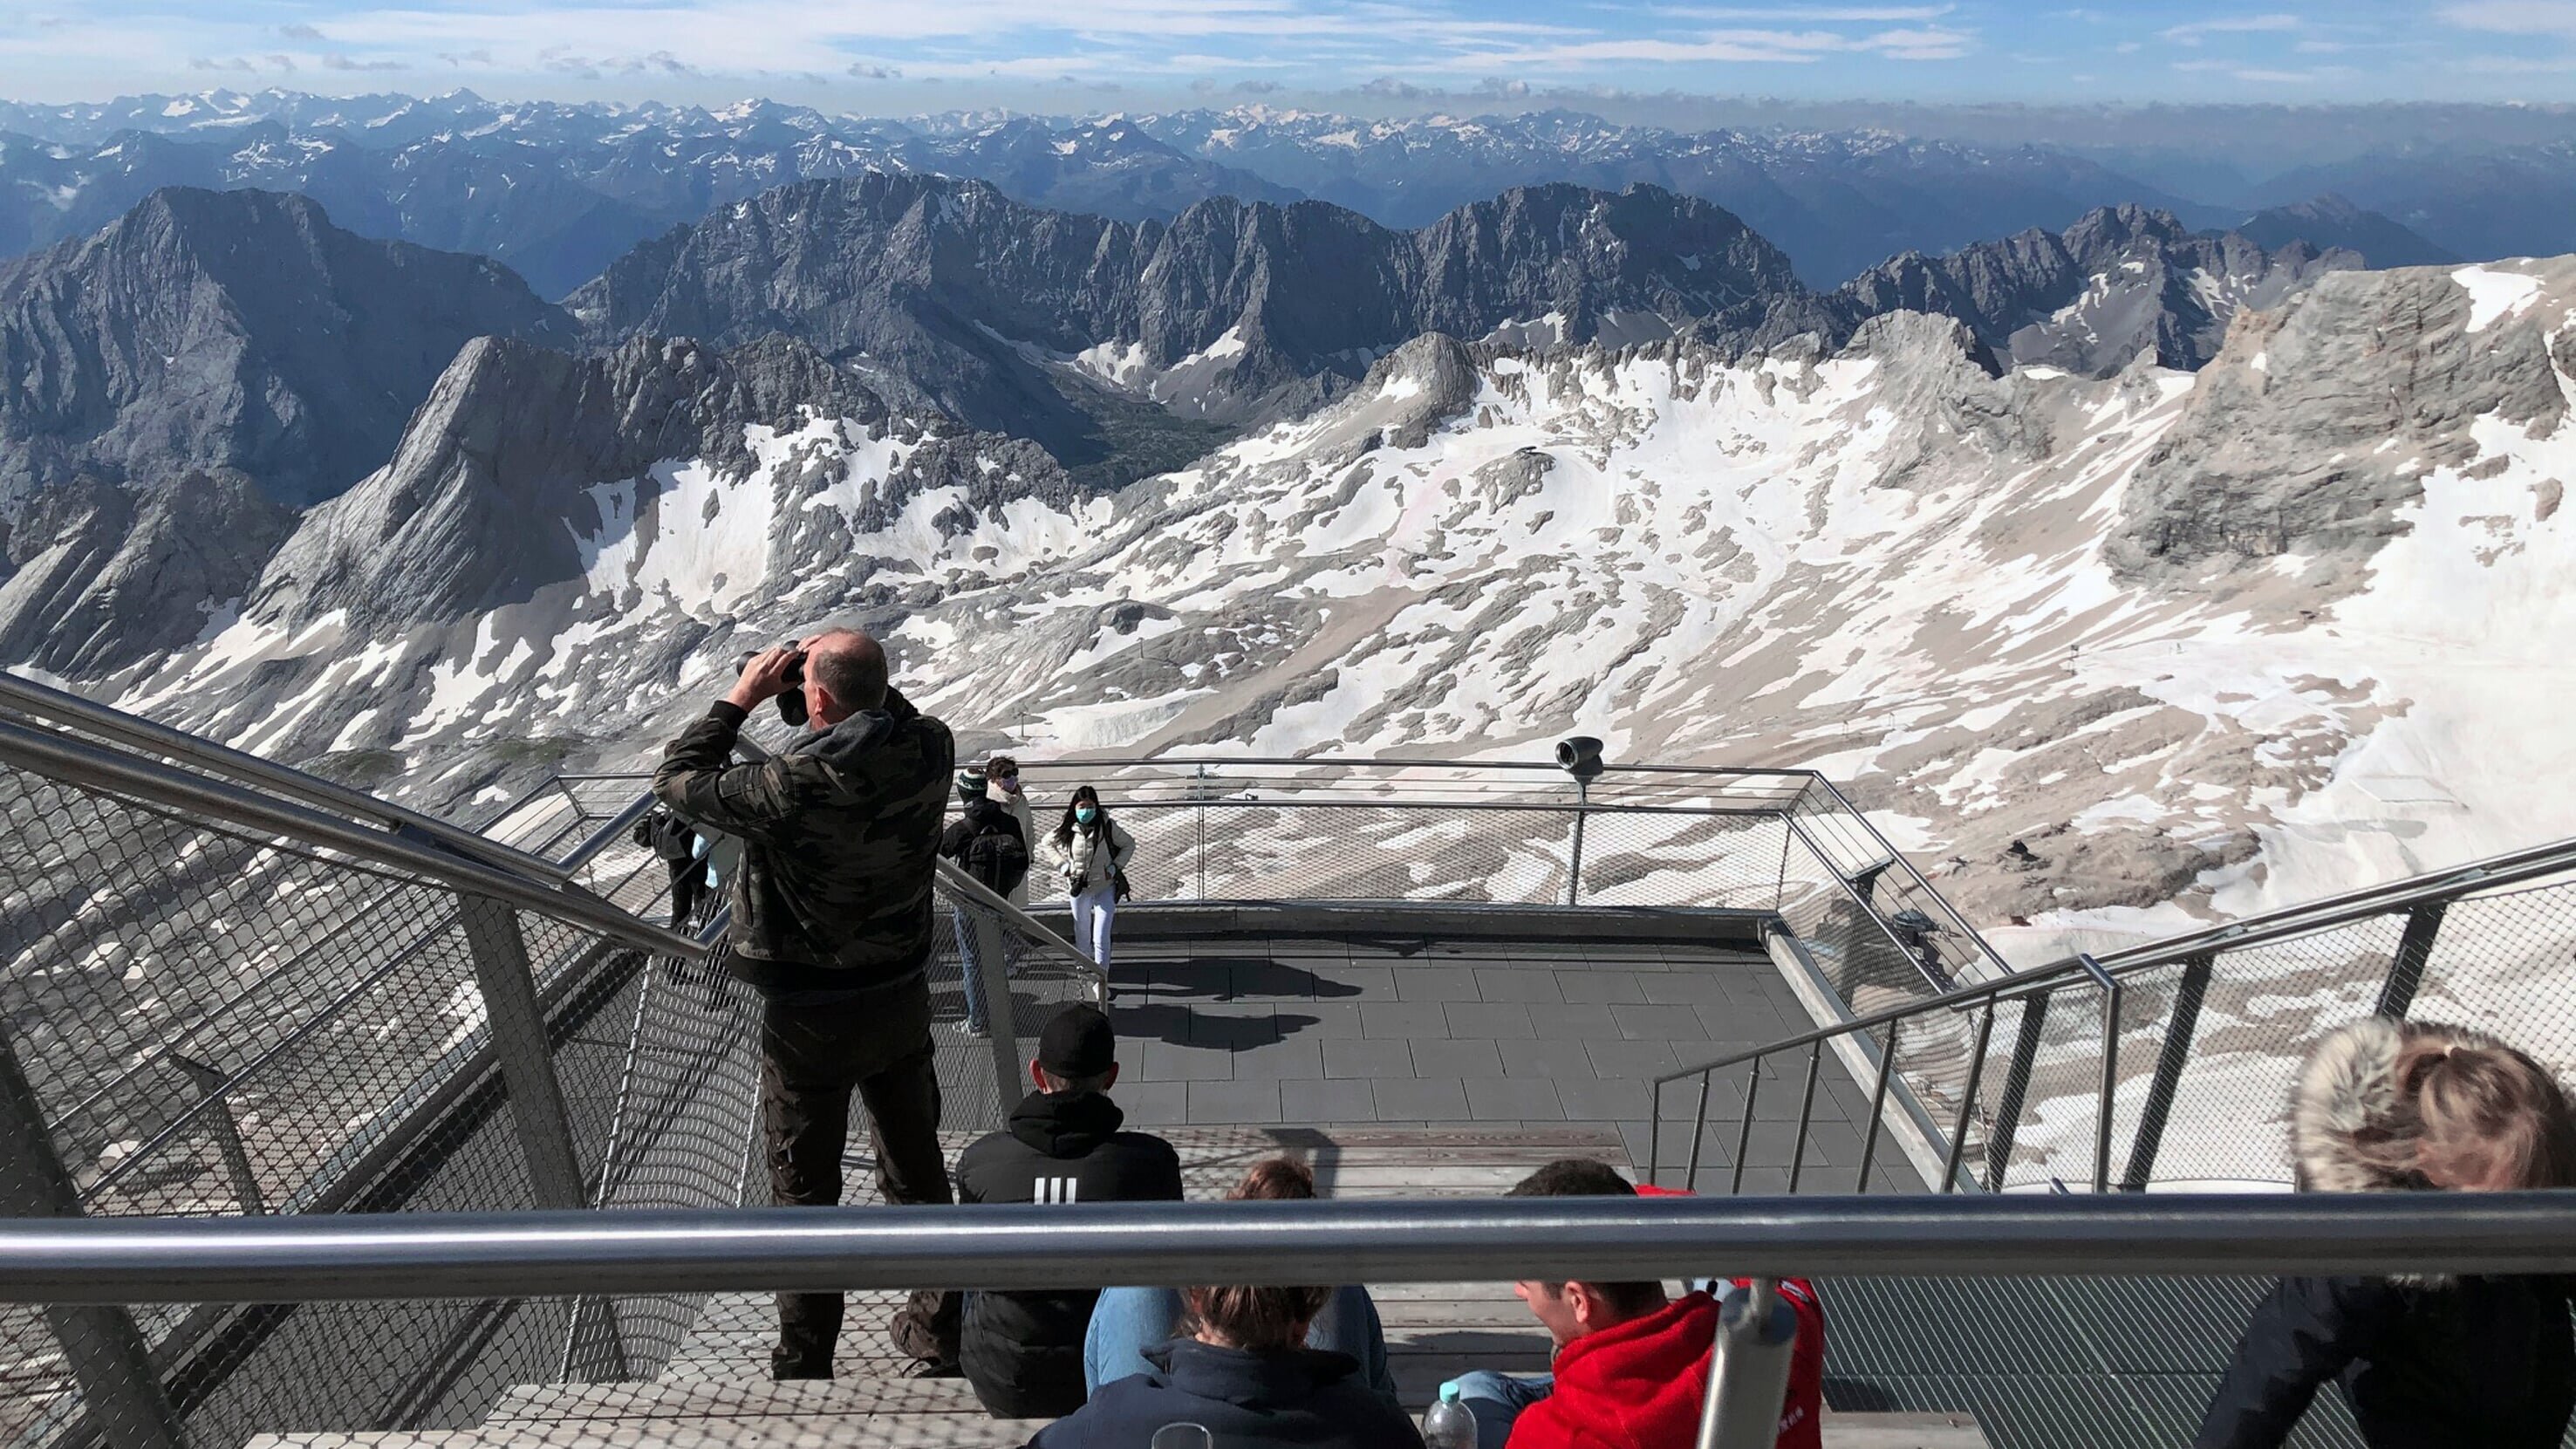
top-left (2113, 256), bottom-right (2573, 586)
top-left (567, 171), bottom-right (1812, 490)
top-left (0, 185), bottom-right (566, 518)
top-left (1834, 202), bottom-right (2359, 376)
top-left (249, 331), bottom-right (904, 631)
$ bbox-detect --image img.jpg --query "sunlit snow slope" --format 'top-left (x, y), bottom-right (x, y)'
top-left (77, 257), bottom-right (2576, 953)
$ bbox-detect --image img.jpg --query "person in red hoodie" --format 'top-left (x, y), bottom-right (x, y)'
top-left (1445, 1160), bottom-right (1823, 1449)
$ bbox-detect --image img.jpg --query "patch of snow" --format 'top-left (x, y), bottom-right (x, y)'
top-left (2453, 265), bottom-right (2542, 333)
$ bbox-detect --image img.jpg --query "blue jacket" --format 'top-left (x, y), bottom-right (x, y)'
top-left (1029, 1339), bottom-right (1423, 1449)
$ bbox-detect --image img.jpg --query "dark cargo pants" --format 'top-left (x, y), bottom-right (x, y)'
top-left (757, 972), bottom-right (959, 1377)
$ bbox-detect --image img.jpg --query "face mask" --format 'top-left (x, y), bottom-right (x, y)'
top-left (997, 777), bottom-right (1022, 794)
top-left (1076, 805), bottom-right (1098, 824)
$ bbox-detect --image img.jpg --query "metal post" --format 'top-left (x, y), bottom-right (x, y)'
top-left (458, 893), bottom-right (585, 1209)
top-left (2374, 903), bottom-right (2448, 1020)
top-left (1688, 1071), bottom-right (1714, 1192)
top-left (1940, 1001), bottom-right (1998, 1194)
top-left (1856, 1021), bottom-right (1900, 1194)
top-left (1985, 993), bottom-right (2050, 1193)
top-left (1787, 1043), bottom-right (1823, 1193)
top-left (167, 1054), bottom-right (265, 1215)
top-left (1194, 763), bottom-right (1210, 901)
top-left (562, 960), bottom-right (660, 1384)
top-left (0, 1035), bottom-right (186, 1449)
top-left (1694, 1277), bottom-right (1799, 1449)
top-left (1725, 1065), bottom-right (1756, 1195)
top-left (2079, 954), bottom-right (2122, 1195)
top-left (2120, 955), bottom-right (2213, 1193)
top-left (974, 910), bottom-right (1022, 1115)
top-left (1566, 778), bottom-right (1589, 906)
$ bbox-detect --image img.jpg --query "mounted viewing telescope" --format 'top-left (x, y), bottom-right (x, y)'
top-left (1555, 735), bottom-right (1605, 780)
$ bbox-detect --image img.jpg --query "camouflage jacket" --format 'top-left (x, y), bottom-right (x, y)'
top-left (651, 690), bottom-right (954, 992)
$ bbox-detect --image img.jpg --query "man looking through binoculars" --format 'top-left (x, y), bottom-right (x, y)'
top-left (652, 628), bottom-right (962, 1380)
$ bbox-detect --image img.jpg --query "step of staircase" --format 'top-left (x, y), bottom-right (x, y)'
top-left (242, 1126), bottom-right (1990, 1448)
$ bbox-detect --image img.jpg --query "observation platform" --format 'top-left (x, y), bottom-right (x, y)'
top-left (1097, 908), bottom-right (1916, 1193)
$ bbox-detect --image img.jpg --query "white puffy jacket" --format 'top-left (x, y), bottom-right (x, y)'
top-left (1049, 817), bottom-right (1135, 894)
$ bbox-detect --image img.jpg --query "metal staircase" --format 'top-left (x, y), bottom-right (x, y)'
top-left (0, 670), bottom-right (2571, 1449)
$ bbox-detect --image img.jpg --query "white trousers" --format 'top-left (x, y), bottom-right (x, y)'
top-left (1069, 882), bottom-right (1117, 969)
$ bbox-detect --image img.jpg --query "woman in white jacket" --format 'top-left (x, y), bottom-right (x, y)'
top-left (1049, 785), bottom-right (1134, 969)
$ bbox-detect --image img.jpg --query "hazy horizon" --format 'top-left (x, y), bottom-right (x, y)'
top-left (6, 1), bottom-right (2574, 117)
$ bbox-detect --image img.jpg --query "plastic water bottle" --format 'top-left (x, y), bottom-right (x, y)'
top-left (1422, 1383), bottom-right (1477, 1449)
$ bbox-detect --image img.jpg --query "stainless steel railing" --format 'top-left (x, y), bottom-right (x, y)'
top-left (1650, 831), bottom-right (2576, 1197)
top-left (2, 1190), bottom-right (2570, 1300)
top-left (3, 1190), bottom-right (2572, 1449)
top-left (0, 671), bottom-right (577, 885)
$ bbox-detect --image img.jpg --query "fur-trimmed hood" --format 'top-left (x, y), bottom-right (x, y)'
top-left (2292, 1015), bottom-right (2519, 1193)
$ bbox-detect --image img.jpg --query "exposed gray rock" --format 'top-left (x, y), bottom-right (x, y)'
top-left (1835, 203), bottom-right (2356, 375)
top-left (0, 470), bottom-right (291, 674)
top-left (2111, 263), bottom-right (2570, 582)
top-left (0, 187), bottom-right (567, 516)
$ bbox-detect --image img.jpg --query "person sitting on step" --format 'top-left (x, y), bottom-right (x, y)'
top-left (1449, 1159), bottom-right (1823, 1449)
top-left (1028, 1252), bottom-right (1423, 1449)
top-left (1084, 1155), bottom-right (1398, 1406)
top-left (956, 1004), bottom-right (1184, 1418)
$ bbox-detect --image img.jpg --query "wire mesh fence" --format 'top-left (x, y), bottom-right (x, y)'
top-left (1654, 865), bottom-right (2576, 1200)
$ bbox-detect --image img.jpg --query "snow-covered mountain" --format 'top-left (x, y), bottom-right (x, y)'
top-left (0, 95), bottom-right (1295, 297)
top-left (52, 255), bottom-right (2576, 951)
top-left (1130, 106), bottom-right (2230, 285)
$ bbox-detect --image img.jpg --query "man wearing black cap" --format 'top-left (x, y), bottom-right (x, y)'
top-left (953, 1004), bottom-right (1184, 1418)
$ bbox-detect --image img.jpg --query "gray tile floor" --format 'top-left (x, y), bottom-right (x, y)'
top-left (1102, 932), bottom-right (1920, 1193)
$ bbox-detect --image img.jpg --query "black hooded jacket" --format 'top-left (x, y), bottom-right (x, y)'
top-left (1028, 1339), bottom-right (1424, 1449)
top-left (2198, 1272), bottom-right (2575, 1448)
top-left (2196, 1017), bottom-right (2576, 1448)
top-left (956, 1089), bottom-right (1184, 1418)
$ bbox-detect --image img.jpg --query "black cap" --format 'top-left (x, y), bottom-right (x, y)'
top-left (1038, 1005), bottom-right (1117, 1078)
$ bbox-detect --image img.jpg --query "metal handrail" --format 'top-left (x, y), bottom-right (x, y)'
top-left (0, 715), bottom-right (706, 961)
top-left (938, 858), bottom-right (1111, 990)
top-left (0, 671), bottom-right (573, 884)
top-left (1803, 776), bottom-right (2012, 980)
top-left (1654, 830), bottom-right (2576, 1194)
top-left (1663, 829), bottom-right (2576, 1090)
top-left (1015, 755), bottom-right (1813, 779)
top-left (543, 770), bottom-right (1795, 818)
top-left (1, 1192), bottom-right (2571, 1302)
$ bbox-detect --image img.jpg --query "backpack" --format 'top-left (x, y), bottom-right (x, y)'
top-left (963, 817), bottom-right (1029, 897)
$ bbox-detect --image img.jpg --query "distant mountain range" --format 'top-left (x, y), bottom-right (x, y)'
top-left (0, 175), bottom-right (2367, 538)
top-left (566, 174), bottom-right (1816, 481)
top-left (0, 90), bottom-right (2471, 300)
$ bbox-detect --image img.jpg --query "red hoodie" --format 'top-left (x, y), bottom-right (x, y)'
top-left (1507, 1188), bottom-right (1825, 1449)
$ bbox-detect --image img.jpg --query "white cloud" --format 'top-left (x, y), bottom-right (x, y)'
top-left (1653, 3), bottom-right (1951, 18)
top-left (2170, 58), bottom-right (2353, 83)
top-left (2159, 13), bottom-right (2303, 44)
top-left (1432, 21), bottom-right (1975, 71)
top-left (2441, 0), bottom-right (2576, 35)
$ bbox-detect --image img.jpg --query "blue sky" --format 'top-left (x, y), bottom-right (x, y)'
top-left (3, 1), bottom-right (2572, 108)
